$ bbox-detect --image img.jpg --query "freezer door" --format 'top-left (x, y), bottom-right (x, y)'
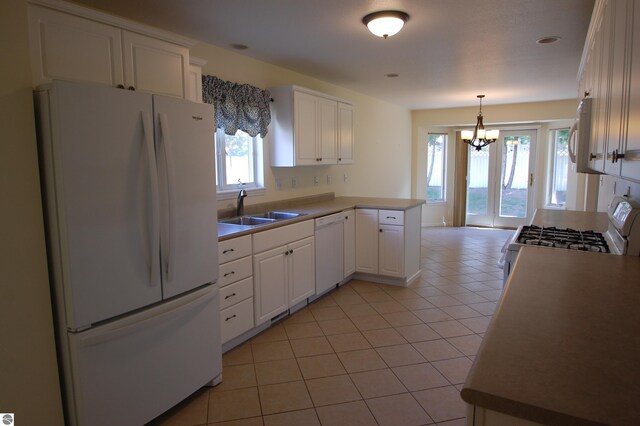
top-left (39, 80), bottom-right (162, 329)
top-left (66, 285), bottom-right (221, 426)
top-left (153, 96), bottom-right (218, 298)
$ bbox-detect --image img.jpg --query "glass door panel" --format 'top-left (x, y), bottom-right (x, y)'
top-left (466, 145), bottom-right (494, 227)
top-left (494, 130), bottom-right (536, 228)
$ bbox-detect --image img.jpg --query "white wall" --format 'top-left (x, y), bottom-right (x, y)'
top-left (190, 43), bottom-right (413, 212)
top-left (411, 100), bottom-right (591, 226)
top-left (0, 0), bottom-right (64, 424)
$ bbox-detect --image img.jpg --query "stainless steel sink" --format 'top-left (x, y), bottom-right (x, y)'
top-left (218, 211), bottom-right (305, 228)
top-left (219, 216), bottom-right (276, 226)
top-left (250, 211), bottom-right (305, 220)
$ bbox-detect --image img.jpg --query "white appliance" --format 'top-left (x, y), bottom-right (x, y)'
top-left (502, 196), bottom-right (640, 285)
top-left (314, 212), bottom-right (345, 296)
top-left (568, 97), bottom-right (600, 174)
top-left (35, 80), bottom-right (222, 426)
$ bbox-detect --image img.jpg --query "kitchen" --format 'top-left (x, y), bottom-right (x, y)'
top-left (2, 0), bottom-right (640, 425)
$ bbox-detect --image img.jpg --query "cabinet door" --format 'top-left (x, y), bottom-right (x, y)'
top-left (28, 5), bottom-right (124, 88)
top-left (623, 0), bottom-right (640, 181)
top-left (318, 97), bottom-right (338, 164)
top-left (294, 91), bottom-right (320, 165)
top-left (289, 237), bottom-right (316, 306)
top-left (338, 102), bottom-right (354, 164)
top-left (378, 225), bottom-right (405, 278)
top-left (253, 246), bottom-right (288, 325)
top-left (122, 31), bottom-right (189, 99)
top-left (344, 210), bottom-right (356, 277)
top-left (605, 0), bottom-right (630, 176)
top-left (355, 209), bottom-right (379, 274)
top-left (187, 63), bottom-right (203, 103)
top-left (590, 5), bottom-right (612, 173)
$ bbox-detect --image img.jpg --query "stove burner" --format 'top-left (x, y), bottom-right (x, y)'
top-left (516, 225), bottom-right (610, 253)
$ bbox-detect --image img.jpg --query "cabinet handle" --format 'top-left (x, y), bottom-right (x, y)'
top-left (386, 216), bottom-right (396, 220)
top-left (116, 84), bottom-right (125, 89)
top-left (225, 293), bottom-right (236, 300)
top-left (225, 314), bottom-right (237, 322)
top-left (338, 158), bottom-right (342, 161)
top-left (223, 271), bottom-right (235, 277)
top-left (222, 248), bottom-right (235, 254)
top-left (127, 86), bottom-right (136, 91)
top-left (610, 149), bottom-right (625, 163)
top-left (379, 229), bottom-right (383, 233)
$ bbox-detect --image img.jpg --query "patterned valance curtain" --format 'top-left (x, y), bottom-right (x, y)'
top-left (202, 75), bottom-right (271, 138)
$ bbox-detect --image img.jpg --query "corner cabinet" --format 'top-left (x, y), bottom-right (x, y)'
top-left (252, 221), bottom-right (315, 326)
top-left (28, 0), bottom-right (194, 99)
top-left (269, 85), bottom-right (354, 166)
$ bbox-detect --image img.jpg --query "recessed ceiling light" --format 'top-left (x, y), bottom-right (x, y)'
top-left (385, 73), bottom-right (399, 78)
top-left (536, 36), bottom-right (561, 44)
top-left (229, 43), bottom-right (249, 50)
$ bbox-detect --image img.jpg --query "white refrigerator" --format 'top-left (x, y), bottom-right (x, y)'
top-left (35, 80), bottom-right (221, 426)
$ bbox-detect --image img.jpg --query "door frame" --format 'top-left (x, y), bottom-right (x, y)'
top-left (465, 128), bottom-right (538, 228)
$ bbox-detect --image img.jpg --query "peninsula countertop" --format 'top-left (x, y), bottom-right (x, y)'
top-left (218, 196), bottom-right (425, 240)
top-left (461, 246), bottom-right (640, 425)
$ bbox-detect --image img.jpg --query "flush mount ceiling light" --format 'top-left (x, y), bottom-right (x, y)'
top-left (461, 95), bottom-right (500, 151)
top-left (362, 10), bottom-right (409, 39)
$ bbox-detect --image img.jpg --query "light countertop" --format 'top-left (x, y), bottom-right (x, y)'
top-left (461, 246), bottom-right (640, 425)
top-left (531, 209), bottom-right (609, 231)
top-left (217, 196), bottom-right (425, 240)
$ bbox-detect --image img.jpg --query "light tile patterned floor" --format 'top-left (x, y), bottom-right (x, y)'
top-left (149, 226), bottom-right (514, 426)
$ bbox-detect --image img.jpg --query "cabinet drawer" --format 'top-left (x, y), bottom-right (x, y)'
top-left (220, 277), bottom-right (253, 310)
top-left (219, 235), bottom-right (252, 264)
top-left (253, 220), bottom-right (314, 253)
top-left (221, 297), bottom-right (254, 343)
top-left (219, 256), bottom-right (252, 287)
top-left (379, 210), bottom-right (404, 226)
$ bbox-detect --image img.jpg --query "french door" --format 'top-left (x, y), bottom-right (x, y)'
top-left (466, 130), bottom-right (537, 228)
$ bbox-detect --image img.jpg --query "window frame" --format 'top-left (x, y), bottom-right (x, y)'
top-left (214, 128), bottom-right (265, 200)
top-left (426, 133), bottom-right (447, 203)
top-left (546, 127), bottom-right (570, 209)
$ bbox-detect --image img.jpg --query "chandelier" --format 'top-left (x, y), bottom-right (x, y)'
top-left (461, 95), bottom-right (499, 151)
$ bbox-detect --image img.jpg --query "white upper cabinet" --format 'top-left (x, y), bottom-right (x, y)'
top-left (269, 85), bottom-right (354, 167)
top-left (122, 31), bottom-right (189, 98)
top-left (623, 0), bottom-right (640, 181)
top-left (28, 5), bottom-right (124, 87)
top-left (28, 1), bottom-right (195, 99)
top-left (187, 57), bottom-right (206, 103)
top-left (338, 102), bottom-right (354, 164)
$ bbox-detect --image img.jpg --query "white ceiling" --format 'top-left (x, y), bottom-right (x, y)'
top-left (70, 0), bottom-right (594, 109)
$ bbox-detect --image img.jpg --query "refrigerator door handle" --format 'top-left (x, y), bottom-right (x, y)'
top-left (142, 111), bottom-right (160, 287)
top-left (76, 285), bottom-right (218, 347)
top-left (158, 112), bottom-right (176, 282)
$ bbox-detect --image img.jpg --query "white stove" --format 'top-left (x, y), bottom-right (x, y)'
top-left (501, 196), bottom-right (640, 285)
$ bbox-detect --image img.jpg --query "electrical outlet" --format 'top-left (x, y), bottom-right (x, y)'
top-left (314, 176), bottom-right (319, 185)
top-left (343, 173), bottom-right (348, 183)
top-left (291, 177), bottom-right (297, 188)
top-left (326, 175), bottom-right (331, 185)
top-left (276, 178), bottom-right (282, 190)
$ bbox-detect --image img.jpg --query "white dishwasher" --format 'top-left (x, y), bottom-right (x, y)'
top-left (315, 212), bottom-right (345, 296)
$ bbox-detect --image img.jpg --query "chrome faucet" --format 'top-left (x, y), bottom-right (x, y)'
top-left (236, 189), bottom-right (247, 217)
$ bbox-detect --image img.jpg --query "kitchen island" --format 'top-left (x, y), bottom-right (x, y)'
top-left (461, 246), bottom-right (640, 425)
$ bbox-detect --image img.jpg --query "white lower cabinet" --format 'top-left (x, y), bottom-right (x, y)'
top-left (253, 221), bottom-right (315, 326)
top-left (218, 236), bottom-right (254, 344)
top-left (355, 207), bottom-right (422, 283)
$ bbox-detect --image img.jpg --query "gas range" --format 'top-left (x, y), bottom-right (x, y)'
top-left (515, 225), bottom-right (610, 253)
top-left (500, 196), bottom-right (640, 285)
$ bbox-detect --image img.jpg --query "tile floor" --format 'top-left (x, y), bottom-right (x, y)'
top-left (150, 226), bottom-right (514, 426)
